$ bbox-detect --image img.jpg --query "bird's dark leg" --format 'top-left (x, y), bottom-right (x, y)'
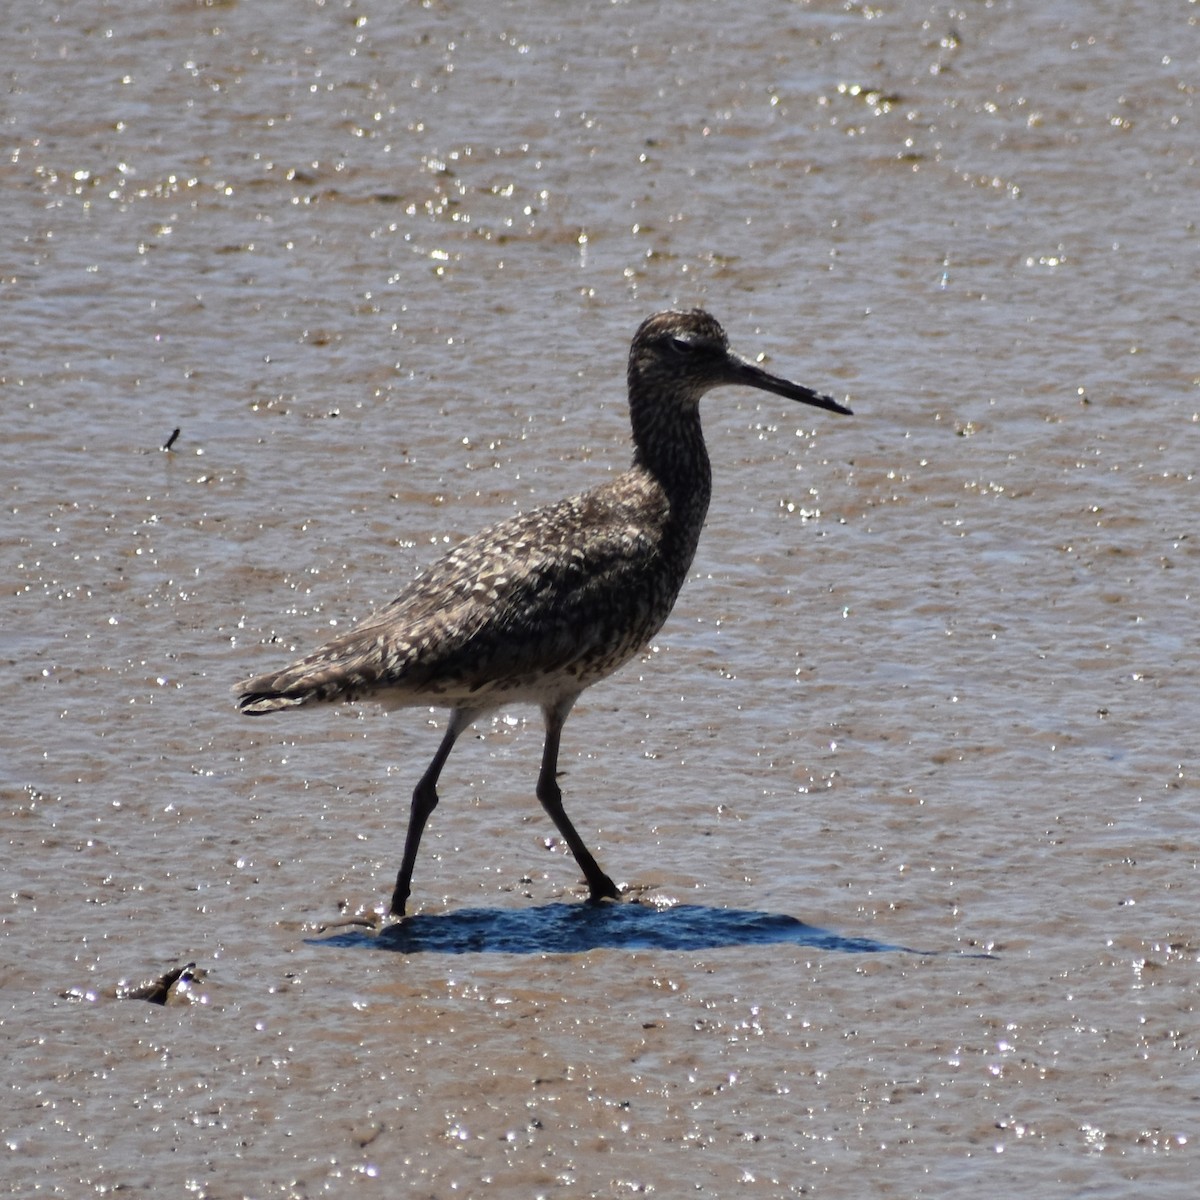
top-left (390, 708), bottom-right (477, 916)
top-left (537, 698), bottom-right (619, 902)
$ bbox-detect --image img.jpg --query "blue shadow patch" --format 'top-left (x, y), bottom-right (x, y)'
top-left (312, 902), bottom-right (945, 956)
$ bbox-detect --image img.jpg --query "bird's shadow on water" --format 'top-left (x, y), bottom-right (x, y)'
top-left (311, 902), bottom-right (967, 957)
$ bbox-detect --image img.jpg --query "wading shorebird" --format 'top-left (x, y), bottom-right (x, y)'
top-left (236, 309), bottom-right (852, 915)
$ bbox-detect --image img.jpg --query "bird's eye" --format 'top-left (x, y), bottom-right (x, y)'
top-left (667, 335), bottom-right (692, 354)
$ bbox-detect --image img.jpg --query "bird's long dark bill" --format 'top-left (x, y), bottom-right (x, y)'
top-left (727, 355), bottom-right (853, 416)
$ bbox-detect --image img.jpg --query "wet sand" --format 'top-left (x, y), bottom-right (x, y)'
top-left (2, 0), bottom-right (1197, 1195)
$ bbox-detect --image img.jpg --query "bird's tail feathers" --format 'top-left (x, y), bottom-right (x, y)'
top-left (236, 689), bottom-right (313, 715)
top-left (234, 656), bottom-right (380, 715)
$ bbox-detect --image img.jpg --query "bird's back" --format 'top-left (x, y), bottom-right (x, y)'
top-left (236, 466), bottom-right (693, 714)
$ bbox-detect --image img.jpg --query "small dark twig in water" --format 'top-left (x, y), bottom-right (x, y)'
top-left (162, 428), bottom-right (181, 452)
top-left (119, 962), bottom-right (197, 1004)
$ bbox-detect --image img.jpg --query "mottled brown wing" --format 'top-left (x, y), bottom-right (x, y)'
top-left (236, 480), bottom-right (671, 710)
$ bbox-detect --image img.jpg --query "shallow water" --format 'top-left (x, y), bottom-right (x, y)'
top-left (3, 0), bottom-right (1198, 1195)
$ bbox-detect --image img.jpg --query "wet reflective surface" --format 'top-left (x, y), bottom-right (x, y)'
top-left (3, 0), bottom-right (1198, 1195)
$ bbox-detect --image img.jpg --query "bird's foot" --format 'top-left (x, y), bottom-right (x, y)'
top-left (587, 873), bottom-right (621, 903)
